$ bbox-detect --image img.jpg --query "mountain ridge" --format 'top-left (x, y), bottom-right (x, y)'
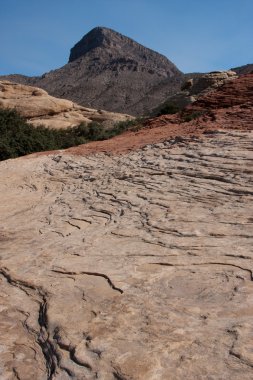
top-left (0, 27), bottom-right (252, 116)
top-left (0, 27), bottom-right (183, 115)
top-left (69, 26), bottom-right (177, 70)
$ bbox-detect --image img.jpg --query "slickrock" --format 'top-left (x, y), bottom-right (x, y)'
top-left (0, 73), bottom-right (253, 379)
top-left (0, 127), bottom-right (253, 379)
top-left (0, 80), bottom-right (133, 129)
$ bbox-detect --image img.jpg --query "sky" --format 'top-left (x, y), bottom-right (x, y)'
top-left (0, 0), bottom-right (252, 76)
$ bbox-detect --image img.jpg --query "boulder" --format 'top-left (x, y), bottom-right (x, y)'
top-left (189, 70), bottom-right (238, 95)
top-left (181, 78), bottom-right (193, 91)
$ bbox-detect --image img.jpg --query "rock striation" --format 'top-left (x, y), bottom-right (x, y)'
top-left (0, 128), bottom-right (252, 379)
top-left (0, 27), bottom-right (183, 116)
top-left (0, 74), bottom-right (252, 380)
top-left (0, 80), bottom-right (133, 129)
top-left (188, 70), bottom-right (238, 94)
top-left (190, 73), bottom-right (253, 109)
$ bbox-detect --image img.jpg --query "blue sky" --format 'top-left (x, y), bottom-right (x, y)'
top-left (0, 0), bottom-right (252, 76)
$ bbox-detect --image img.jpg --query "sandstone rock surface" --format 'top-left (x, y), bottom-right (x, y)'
top-left (189, 70), bottom-right (237, 95)
top-left (0, 81), bottom-right (133, 129)
top-left (0, 128), bottom-right (253, 379)
top-left (0, 74), bottom-right (252, 380)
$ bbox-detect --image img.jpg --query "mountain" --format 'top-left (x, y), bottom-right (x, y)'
top-left (232, 63), bottom-right (253, 75)
top-left (1, 27), bottom-right (183, 115)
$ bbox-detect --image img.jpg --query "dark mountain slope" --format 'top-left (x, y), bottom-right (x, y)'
top-left (1, 27), bottom-right (183, 115)
top-left (232, 63), bottom-right (253, 75)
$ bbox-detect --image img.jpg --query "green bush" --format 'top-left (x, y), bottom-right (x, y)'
top-left (107, 118), bottom-right (141, 135)
top-left (181, 110), bottom-right (207, 122)
top-left (154, 103), bottom-right (180, 117)
top-left (0, 109), bottom-right (140, 161)
top-left (0, 109), bottom-right (82, 160)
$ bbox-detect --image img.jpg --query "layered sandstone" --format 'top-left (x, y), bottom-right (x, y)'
top-left (0, 81), bottom-right (133, 129)
top-left (0, 128), bottom-right (253, 379)
top-left (153, 70), bottom-right (238, 113)
top-left (0, 75), bottom-right (252, 380)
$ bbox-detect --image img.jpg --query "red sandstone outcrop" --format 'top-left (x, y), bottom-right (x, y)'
top-left (153, 70), bottom-right (238, 113)
top-left (189, 73), bottom-right (253, 109)
top-left (62, 74), bottom-right (252, 156)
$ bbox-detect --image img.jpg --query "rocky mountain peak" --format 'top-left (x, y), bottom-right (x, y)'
top-left (1, 27), bottom-right (184, 115)
top-left (68, 26), bottom-right (177, 74)
top-left (69, 27), bottom-right (117, 62)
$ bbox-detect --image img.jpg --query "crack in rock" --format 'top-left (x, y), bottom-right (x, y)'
top-left (52, 268), bottom-right (124, 294)
top-left (0, 267), bottom-right (60, 380)
top-left (150, 262), bottom-right (253, 280)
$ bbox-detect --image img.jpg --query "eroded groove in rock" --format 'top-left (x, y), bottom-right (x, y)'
top-left (37, 299), bottom-right (60, 380)
top-left (150, 262), bottom-right (253, 281)
top-left (52, 269), bottom-right (123, 294)
top-left (12, 368), bottom-right (21, 380)
top-left (0, 268), bottom-right (61, 380)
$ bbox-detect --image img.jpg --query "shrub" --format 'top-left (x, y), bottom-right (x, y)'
top-left (181, 110), bottom-right (207, 122)
top-left (0, 109), bottom-right (141, 161)
top-left (154, 103), bottom-right (180, 116)
top-left (0, 109), bottom-right (82, 160)
top-left (151, 102), bottom-right (180, 117)
top-left (108, 118), bottom-right (141, 135)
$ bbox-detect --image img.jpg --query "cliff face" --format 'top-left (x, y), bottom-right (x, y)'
top-left (1, 27), bottom-right (183, 115)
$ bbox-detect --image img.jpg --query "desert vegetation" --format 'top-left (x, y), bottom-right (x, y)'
top-left (0, 108), bottom-right (140, 160)
top-left (152, 102), bottom-right (180, 117)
